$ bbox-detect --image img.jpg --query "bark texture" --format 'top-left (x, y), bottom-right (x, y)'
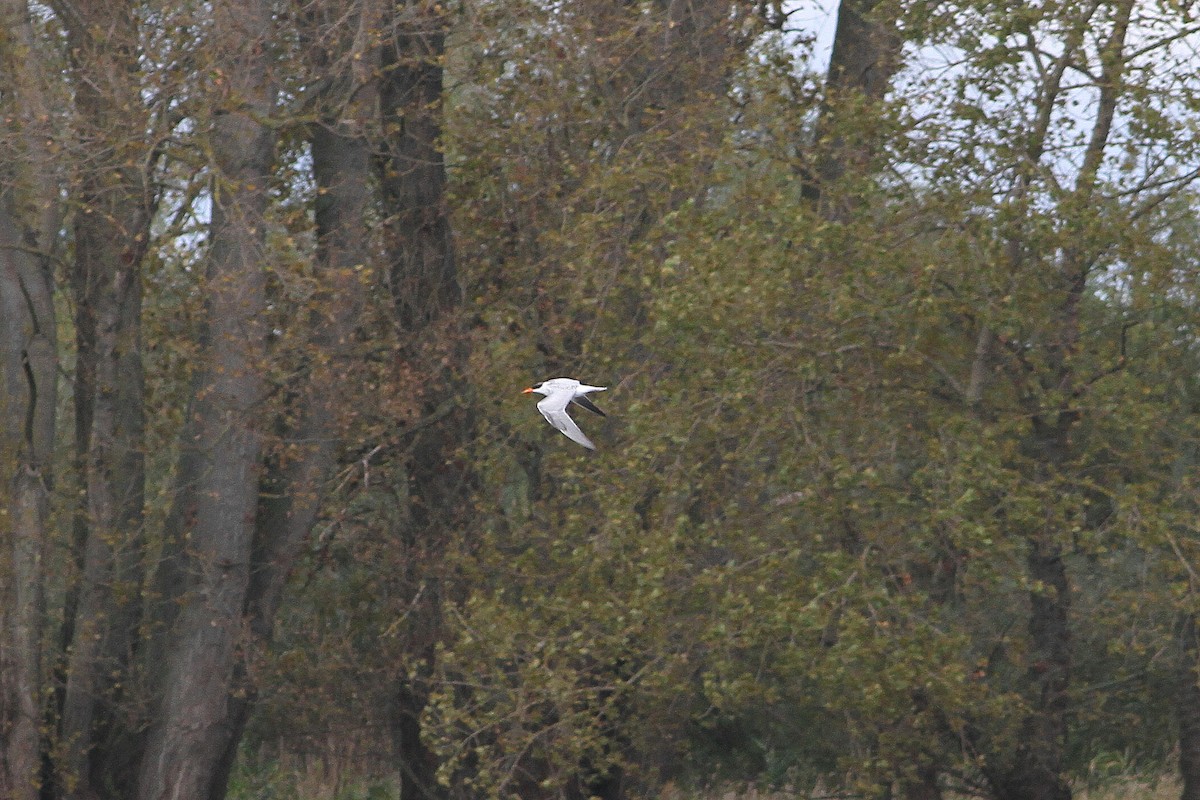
top-left (0, 190), bottom-right (57, 800)
top-left (0, 1), bottom-right (59, 795)
top-left (209, 13), bottom-right (375, 793)
top-left (57, 1), bottom-right (154, 794)
top-left (135, 1), bottom-right (276, 797)
top-left (802, 0), bottom-right (902, 216)
top-left (379, 6), bottom-right (465, 797)
top-left (1180, 616), bottom-right (1200, 800)
top-left (380, 3), bottom-right (458, 333)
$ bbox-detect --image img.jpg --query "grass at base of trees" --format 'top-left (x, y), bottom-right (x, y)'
top-left (1075, 776), bottom-right (1179, 800)
top-left (668, 776), bottom-right (1182, 800)
top-left (227, 758), bottom-right (398, 800)
top-left (225, 762), bottom-right (1181, 800)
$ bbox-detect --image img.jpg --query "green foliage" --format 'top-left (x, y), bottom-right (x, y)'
top-left (226, 757), bottom-right (400, 800)
top-left (381, 0), bottom-right (1200, 796)
top-left (22, 0), bottom-right (1195, 796)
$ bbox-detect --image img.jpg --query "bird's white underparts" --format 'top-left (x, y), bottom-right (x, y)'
top-left (522, 377), bottom-right (607, 449)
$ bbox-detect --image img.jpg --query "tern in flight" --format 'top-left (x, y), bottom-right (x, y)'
top-left (522, 378), bottom-right (607, 449)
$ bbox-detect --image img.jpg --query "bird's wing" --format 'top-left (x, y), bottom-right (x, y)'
top-left (537, 390), bottom-right (596, 449)
top-left (570, 395), bottom-right (606, 417)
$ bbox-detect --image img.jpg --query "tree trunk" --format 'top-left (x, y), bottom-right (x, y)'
top-left (1179, 616), bottom-right (1200, 800)
top-left (209, 37), bottom-right (375, 799)
top-left (899, 764), bottom-right (942, 800)
top-left (135, 1), bottom-right (275, 797)
top-left (380, 2), bottom-right (458, 333)
top-left (802, 0), bottom-right (902, 215)
top-left (379, 7), bottom-right (465, 798)
top-left (2, 465), bottom-right (49, 800)
top-left (0, 189), bottom-right (57, 800)
top-left (985, 528), bottom-right (1073, 800)
top-left (247, 101), bottom-right (371, 648)
top-left (980, 6), bottom-right (1130, 798)
top-left (824, 0), bottom-right (900, 105)
top-left (57, 2), bottom-right (154, 794)
top-left (0, 3), bottom-right (59, 795)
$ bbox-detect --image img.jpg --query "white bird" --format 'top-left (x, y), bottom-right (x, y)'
top-left (522, 377), bottom-right (607, 449)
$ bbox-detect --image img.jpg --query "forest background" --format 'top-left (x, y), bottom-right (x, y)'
top-left (3, 1), bottom-right (1200, 799)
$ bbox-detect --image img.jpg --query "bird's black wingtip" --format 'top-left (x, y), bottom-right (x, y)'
top-left (572, 396), bottom-right (606, 417)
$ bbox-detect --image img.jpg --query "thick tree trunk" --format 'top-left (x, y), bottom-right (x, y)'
top-left (380, 5), bottom-right (458, 332)
top-left (60, 259), bottom-right (146, 798)
top-left (802, 0), bottom-right (902, 214)
top-left (0, 189), bottom-right (57, 800)
top-left (0, 4), bottom-right (58, 795)
top-left (900, 765), bottom-right (942, 800)
top-left (57, 3), bottom-right (154, 794)
top-left (248, 114), bottom-right (371, 643)
top-left (209, 62), bottom-right (374, 800)
top-left (3, 466), bottom-right (49, 800)
top-left (980, 7), bottom-right (1130, 798)
top-left (0, 0), bottom-right (61, 770)
top-left (1179, 616), bottom-right (1200, 800)
top-left (985, 530), bottom-right (1072, 800)
top-left (135, 2), bottom-right (275, 798)
top-left (379, 8), bottom-right (465, 798)
top-left (824, 0), bottom-right (900, 106)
